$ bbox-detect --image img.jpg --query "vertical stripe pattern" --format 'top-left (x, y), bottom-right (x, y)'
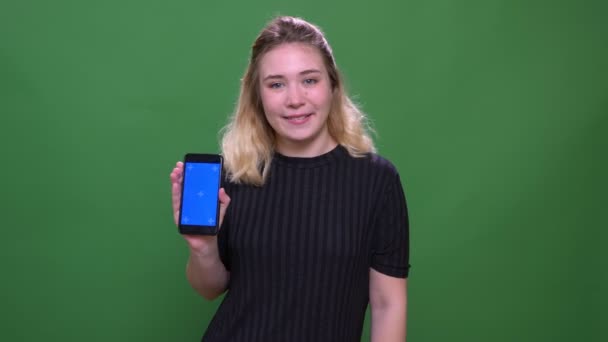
top-left (205, 145), bottom-right (409, 342)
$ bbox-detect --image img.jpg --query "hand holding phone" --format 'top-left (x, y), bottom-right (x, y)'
top-left (169, 154), bottom-right (230, 236)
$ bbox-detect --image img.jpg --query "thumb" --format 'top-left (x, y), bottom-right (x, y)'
top-left (218, 188), bottom-right (231, 227)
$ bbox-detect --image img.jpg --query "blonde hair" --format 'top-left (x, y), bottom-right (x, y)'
top-left (221, 16), bottom-right (375, 186)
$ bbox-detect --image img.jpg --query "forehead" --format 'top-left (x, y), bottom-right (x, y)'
top-left (258, 43), bottom-right (326, 77)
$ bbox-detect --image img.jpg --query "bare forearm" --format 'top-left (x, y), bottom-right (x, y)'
top-left (370, 302), bottom-right (407, 342)
top-left (369, 270), bottom-right (408, 342)
top-left (186, 243), bottom-right (229, 300)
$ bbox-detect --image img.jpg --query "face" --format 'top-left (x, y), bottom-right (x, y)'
top-left (258, 43), bottom-right (335, 156)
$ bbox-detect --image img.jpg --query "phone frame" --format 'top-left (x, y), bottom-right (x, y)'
top-left (178, 153), bottom-right (223, 235)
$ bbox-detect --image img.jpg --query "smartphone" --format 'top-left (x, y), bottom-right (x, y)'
top-left (178, 154), bottom-right (223, 235)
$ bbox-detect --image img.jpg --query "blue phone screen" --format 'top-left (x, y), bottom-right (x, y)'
top-left (181, 162), bottom-right (221, 226)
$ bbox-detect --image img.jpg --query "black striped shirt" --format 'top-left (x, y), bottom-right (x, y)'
top-left (202, 145), bottom-right (409, 341)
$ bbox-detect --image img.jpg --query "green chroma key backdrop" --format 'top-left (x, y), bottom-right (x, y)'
top-left (1, 0), bottom-right (606, 341)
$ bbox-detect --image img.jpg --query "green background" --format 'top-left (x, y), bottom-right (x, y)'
top-left (1, 0), bottom-right (606, 341)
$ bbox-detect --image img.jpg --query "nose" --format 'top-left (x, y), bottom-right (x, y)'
top-left (286, 84), bottom-right (305, 108)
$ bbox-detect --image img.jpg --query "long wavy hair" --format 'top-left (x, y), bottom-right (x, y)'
top-left (221, 16), bottom-right (375, 185)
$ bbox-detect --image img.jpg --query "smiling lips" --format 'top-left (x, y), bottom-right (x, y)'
top-left (283, 113), bottom-right (314, 124)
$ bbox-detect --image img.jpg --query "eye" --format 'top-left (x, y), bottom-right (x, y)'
top-left (303, 78), bottom-right (318, 86)
top-left (269, 82), bottom-right (284, 89)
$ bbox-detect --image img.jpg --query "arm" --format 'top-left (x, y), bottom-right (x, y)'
top-left (186, 237), bottom-right (230, 300)
top-left (369, 268), bottom-right (408, 342)
top-left (171, 162), bottom-right (231, 300)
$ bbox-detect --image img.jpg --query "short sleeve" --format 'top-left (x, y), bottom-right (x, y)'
top-left (371, 173), bottom-right (410, 278)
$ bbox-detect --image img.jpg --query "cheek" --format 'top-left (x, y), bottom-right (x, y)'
top-left (260, 95), bottom-right (283, 130)
top-left (260, 90), bottom-right (280, 114)
top-left (314, 89), bottom-right (333, 110)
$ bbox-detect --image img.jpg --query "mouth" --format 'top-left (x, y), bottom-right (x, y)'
top-left (283, 113), bottom-right (314, 123)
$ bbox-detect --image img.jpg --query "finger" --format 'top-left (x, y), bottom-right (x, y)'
top-left (170, 161), bottom-right (183, 179)
top-left (219, 188), bottom-right (231, 205)
top-left (218, 188), bottom-right (231, 227)
top-left (172, 183), bottom-right (181, 205)
top-left (172, 183), bottom-right (180, 226)
top-left (171, 161), bottom-right (184, 227)
top-left (170, 168), bottom-right (183, 183)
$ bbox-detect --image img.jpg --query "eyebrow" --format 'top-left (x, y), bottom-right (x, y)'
top-left (262, 69), bottom-right (322, 81)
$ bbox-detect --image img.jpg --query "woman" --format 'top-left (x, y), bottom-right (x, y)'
top-left (170, 16), bottom-right (410, 341)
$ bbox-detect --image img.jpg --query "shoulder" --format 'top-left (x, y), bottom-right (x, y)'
top-left (346, 150), bottom-right (400, 179)
top-left (338, 148), bottom-right (404, 194)
top-left (368, 152), bottom-right (399, 175)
